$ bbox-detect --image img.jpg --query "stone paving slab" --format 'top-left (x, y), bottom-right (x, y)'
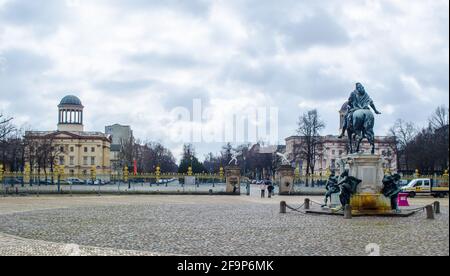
top-left (0, 195), bottom-right (448, 256)
top-left (0, 232), bottom-right (169, 256)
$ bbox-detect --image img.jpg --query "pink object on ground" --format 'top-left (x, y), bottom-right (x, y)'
top-left (398, 193), bottom-right (410, 207)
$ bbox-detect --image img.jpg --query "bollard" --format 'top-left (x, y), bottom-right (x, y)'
top-left (433, 201), bottom-right (440, 214)
top-left (209, 189), bottom-right (213, 195)
top-left (280, 201), bottom-right (287, 214)
top-left (425, 205), bottom-right (435, 219)
top-left (304, 198), bottom-right (310, 210)
top-left (344, 205), bottom-right (352, 219)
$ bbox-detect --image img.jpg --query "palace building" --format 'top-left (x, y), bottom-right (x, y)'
top-left (25, 95), bottom-right (111, 180)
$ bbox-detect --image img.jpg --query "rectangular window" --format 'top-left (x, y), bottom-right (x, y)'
top-left (69, 156), bottom-right (74, 166)
top-left (83, 157), bottom-right (88, 166)
top-left (59, 156), bottom-right (65, 165)
top-left (60, 146), bottom-right (65, 153)
top-left (91, 157), bottom-right (95, 166)
top-left (91, 147), bottom-right (95, 153)
top-left (84, 147), bottom-right (88, 153)
top-left (70, 147), bottom-right (74, 152)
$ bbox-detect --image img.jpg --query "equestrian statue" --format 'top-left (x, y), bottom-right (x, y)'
top-left (339, 83), bottom-right (382, 154)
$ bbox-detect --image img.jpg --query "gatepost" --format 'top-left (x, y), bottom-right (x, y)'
top-left (156, 166), bottom-right (161, 185)
top-left (124, 166), bottom-right (129, 189)
top-left (0, 164), bottom-right (3, 192)
top-left (58, 165), bottom-right (65, 193)
top-left (91, 166), bottom-right (97, 185)
top-left (225, 166), bottom-right (241, 195)
top-left (277, 165), bottom-right (295, 195)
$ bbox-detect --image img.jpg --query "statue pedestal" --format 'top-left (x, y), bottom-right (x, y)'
top-left (184, 176), bottom-right (196, 186)
top-left (276, 165), bottom-right (294, 195)
top-left (225, 166), bottom-right (241, 194)
top-left (344, 154), bottom-right (391, 213)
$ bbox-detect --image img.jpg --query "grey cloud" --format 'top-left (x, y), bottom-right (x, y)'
top-left (0, 0), bottom-right (71, 34)
top-left (280, 10), bottom-right (350, 50)
top-left (220, 59), bottom-right (350, 101)
top-left (0, 48), bottom-right (52, 76)
top-left (94, 79), bottom-right (155, 94)
top-left (158, 85), bottom-right (211, 111)
top-left (0, 0), bottom-right (448, 159)
top-left (128, 52), bottom-right (206, 69)
top-left (104, 0), bottom-right (210, 16)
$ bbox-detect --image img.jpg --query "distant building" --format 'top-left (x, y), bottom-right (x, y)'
top-left (105, 124), bottom-right (133, 145)
top-left (105, 124), bottom-right (133, 174)
top-left (285, 135), bottom-right (397, 176)
top-left (248, 143), bottom-right (286, 179)
top-left (25, 95), bottom-right (111, 180)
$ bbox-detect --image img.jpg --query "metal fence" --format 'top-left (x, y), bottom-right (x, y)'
top-left (0, 172), bottom-right (236, 196)
top-left (1, 170), bottom-right (447, 196)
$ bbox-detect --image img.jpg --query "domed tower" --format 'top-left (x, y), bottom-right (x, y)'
top-left (57, 95), bottom-right (84, 132)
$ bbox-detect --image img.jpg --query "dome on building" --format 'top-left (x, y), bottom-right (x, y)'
top-left (59, 95), bottom-right (82, 106)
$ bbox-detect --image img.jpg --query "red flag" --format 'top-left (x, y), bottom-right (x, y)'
top-left (133, 159), bottom-right (137, 175)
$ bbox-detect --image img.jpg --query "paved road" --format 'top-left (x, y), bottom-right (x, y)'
top-left (0, 195), bottom-right (448, 256)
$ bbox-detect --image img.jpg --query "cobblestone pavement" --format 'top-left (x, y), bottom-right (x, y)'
top-left (0, 195), bottom-right (448, 256)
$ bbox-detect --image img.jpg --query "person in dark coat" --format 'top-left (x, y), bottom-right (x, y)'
top-left (266, 178), bottom-right (274, 198)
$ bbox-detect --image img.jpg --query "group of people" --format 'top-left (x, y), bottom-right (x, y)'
top-left (259, 178), bottom-right (275, 198)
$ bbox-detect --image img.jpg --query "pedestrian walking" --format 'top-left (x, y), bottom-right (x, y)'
top-left (260, 181), bottom-right (267, 198)
top-left (267, 179), bottom-right (274, 198)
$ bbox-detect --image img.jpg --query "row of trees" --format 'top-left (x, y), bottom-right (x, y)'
top-left (390, 105), bottom-right (449, 174)
top-left (0, 114), bottom-right (25, 172)
top-left (200, 142), bottom-right (279, 178)
top-left (1, 114), bottom-right (64, 179)
top-left (116, 137), bottom-right (179, 174)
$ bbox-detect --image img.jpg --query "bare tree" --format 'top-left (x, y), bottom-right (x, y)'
top-left (24, 132), bottom-right (62, 182)
top-left (0, 114), bottom-right (14, 141)
top-left (390, 106), bottom-right (449, 173)
top-left (296, 110), bottom-right (325, 175)
top-left (429, 105), bottom-right (449, 130)
top-left (389, 119), bottom-right (417, 171)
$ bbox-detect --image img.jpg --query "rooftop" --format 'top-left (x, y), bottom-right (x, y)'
top-left (59, 95), bottom-right (83, 107)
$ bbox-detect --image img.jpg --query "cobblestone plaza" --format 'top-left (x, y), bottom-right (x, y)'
top-left (0, 195), bottom-right (448, 256)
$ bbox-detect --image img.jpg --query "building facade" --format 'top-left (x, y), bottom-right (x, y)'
top-left (285, 135), bottom-right (397, 176)
top-left (105, 124), bottom-right (133, 145)
top-left (105, 124), bottom-right (133, 174)
top-left (25, 95), bottom-right (111, 180)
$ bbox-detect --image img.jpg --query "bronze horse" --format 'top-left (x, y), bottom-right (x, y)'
top-left (346, 108), bottom-right (375, 154)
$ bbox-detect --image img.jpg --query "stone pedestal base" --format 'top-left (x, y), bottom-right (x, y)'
top-left (225, 166), bottom-right (241, 194)
top-left (184, 176), bottom-right (196, 186)
top-left (276, 165), bottom-right (295, 195)
top-left (343, 153), bottom-right (390, 213)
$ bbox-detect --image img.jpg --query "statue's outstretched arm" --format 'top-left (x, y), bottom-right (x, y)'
top-left (370, 103), bottom-right (382, 114)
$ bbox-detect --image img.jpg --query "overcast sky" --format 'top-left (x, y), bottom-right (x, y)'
top-left (0, 0), bottom-right (448, 160)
